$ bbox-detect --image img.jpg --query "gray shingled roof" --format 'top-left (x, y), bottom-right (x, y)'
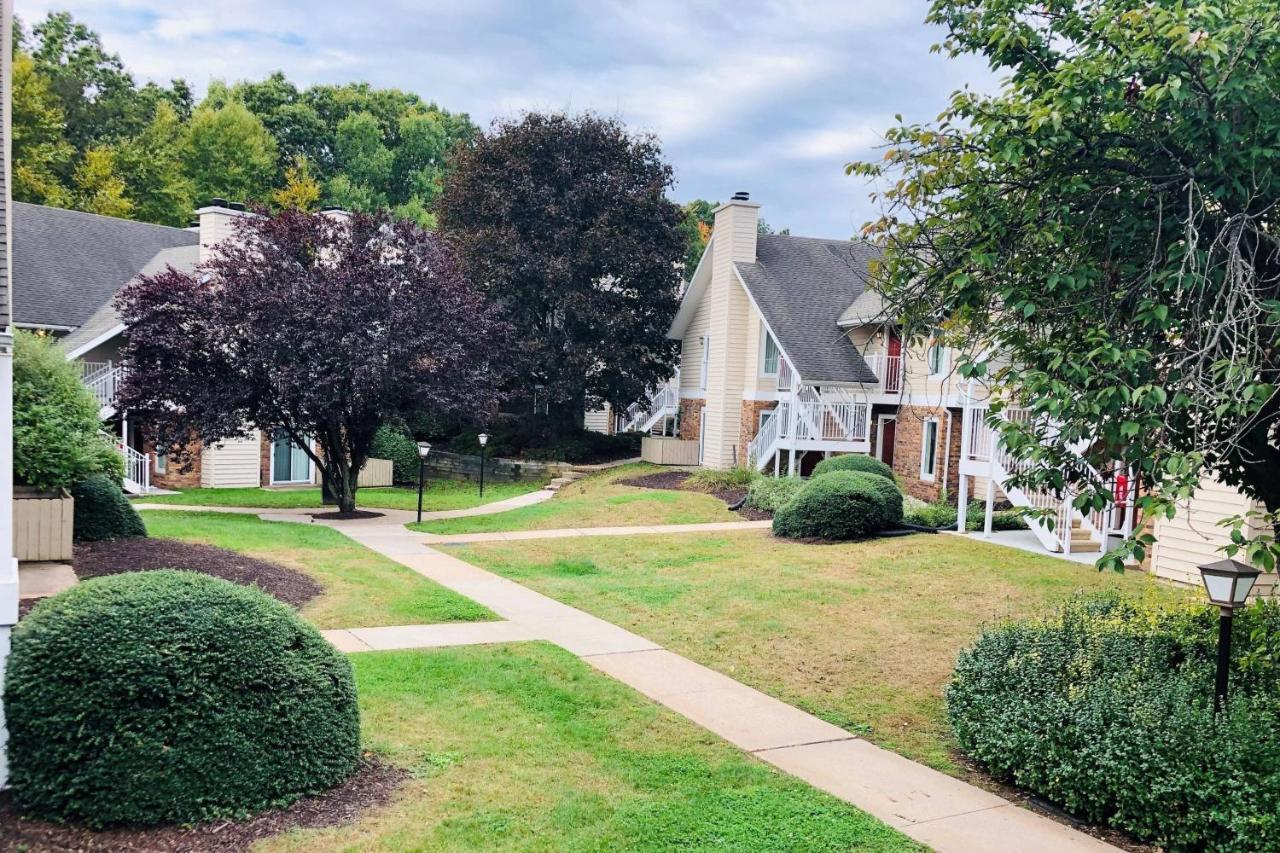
top-left (734, 235), bottom-right (881, 384)
top-left (12, 202), bottom-right (197, 329)
top-left (60, 244), bottom-right (198, 356)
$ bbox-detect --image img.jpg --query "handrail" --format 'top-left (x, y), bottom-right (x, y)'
top-left (862, 354), bottom-right (902, 393)
top-left (622, 374), bottom-right (680, 433)
top-left (84, 364), bottom-right (125, 409)
top-left (118, 441), bottom-right (151, 494)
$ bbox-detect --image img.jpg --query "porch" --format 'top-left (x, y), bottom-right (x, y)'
top-left (747, 358), bottom-right (871, 474)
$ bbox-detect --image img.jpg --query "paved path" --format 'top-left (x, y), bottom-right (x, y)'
top-left (313, 512), bottom-right (1114, 853)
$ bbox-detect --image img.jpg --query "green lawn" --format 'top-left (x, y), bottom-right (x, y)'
top-left (409, 463), bottom-right (739, 535)
top-left (262, 644), bottom-right (917, 852)
top-left (139, 510), bottom-right (492, 629)
top-left (135, 480), bottom-right (544, 512)
top-left (450, 531), bottom-right (1189, 775)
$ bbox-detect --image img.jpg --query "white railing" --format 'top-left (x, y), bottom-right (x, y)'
top-left (964, 404), bottom-right (1134, 553)
top-left (622, 372), bottom-right (680, 433)
top-left (82, 360), bottom-right (112, 380)
top-left (747, 404), bottom-right (783, 467)
top-left (119, 442), bottom-right (151, 494)
top-left (776, 357), bottom-right (795, 393)
top-left (84, 364), bottom-right (125, 410)
top-left (863, 353), bottom-right (902, 393)
top-left (748, 386), bottom-right (871, 471)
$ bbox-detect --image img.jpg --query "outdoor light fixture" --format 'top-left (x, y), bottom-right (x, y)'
top-left (1198, 558), bottom-right (1262, 708)
top-left (477, 433), bottom-right (490, 498)
top-left (415, 441), bottom-right (432, 523)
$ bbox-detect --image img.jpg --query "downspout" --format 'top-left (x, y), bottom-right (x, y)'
top-left (941, 408), bottom-right (954, 504)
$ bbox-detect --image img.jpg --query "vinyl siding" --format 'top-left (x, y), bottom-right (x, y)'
top-left (1151, 477), bottom-right (1271, 591)
top-left (200, 433), bottom-right (262, 488)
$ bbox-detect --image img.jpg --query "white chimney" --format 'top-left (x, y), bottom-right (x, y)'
top-left (194, 199), bottom-right (252, 262)
top-left (711, 191), bottom-right (760, 264)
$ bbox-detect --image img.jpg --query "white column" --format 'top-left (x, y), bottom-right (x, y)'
top-left (984, 454), bottom-right (995, 538)
top-left (0, 335), bottom-right (16, 789)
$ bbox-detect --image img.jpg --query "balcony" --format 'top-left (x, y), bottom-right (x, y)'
top-left (862, 353), bottom-right (902, 393)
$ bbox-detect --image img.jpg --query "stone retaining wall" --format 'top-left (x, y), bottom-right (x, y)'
top-left (423, 450), bottom-right (574, 483)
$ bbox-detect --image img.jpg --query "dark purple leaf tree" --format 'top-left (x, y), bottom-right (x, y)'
top-left (116, 209), bottom-right (504, 514)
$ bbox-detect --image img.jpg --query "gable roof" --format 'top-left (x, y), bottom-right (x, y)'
top-left (734, 235), bottom-right (881, 384)
top-left (60, 244), bottom-right (199, 358)
top-left (12, 202), bottom-right (197, 330)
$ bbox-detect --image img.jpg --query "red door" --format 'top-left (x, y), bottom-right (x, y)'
top-left (886, 331), bottom-right (902, 392)
top-left (880, 418), bottom-right (896, 468)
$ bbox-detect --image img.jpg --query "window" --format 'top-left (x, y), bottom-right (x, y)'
top-left (926, 340), bottom-right (947, 376)
top-left (272, 432), bottom-right (313, 484)
top-left (154, 447), bottom-right (167, 475)
top-left (760, 324), bottom-right (780, 376)
top-left (759, 408), bottom-right (776, 432)
top-left (699, 335), bottom-right (710, 390)
top-left (920, 419), bottom-right (939, 481)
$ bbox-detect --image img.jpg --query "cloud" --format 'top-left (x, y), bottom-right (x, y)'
top-left (14, 0), bottom-right (996, 237)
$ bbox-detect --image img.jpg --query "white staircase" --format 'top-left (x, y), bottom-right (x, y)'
top-left (82, 360), bottom-right (124, 417)
top-left (747, 382), bottom-right (871, 473)
top-left (960, 403), bottom-right (1136, 555)
top-left (119, 442), bottom-right (152, 495)
top-left (622, 372), bottom-right (680, 434)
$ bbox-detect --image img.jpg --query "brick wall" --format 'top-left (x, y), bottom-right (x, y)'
top-left (737, 400), bottom-right (778, 465)
top-left (146, 436), bottom-right (203, 490)
top-left (891, 405), bottom-right (961, 502)
top-left (678, 398), bottom-right (705, 441)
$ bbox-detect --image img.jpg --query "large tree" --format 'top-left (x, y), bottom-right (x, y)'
top-left (851, 0), bottom-right (1280, 568)
top-left (438, 112), bottom-right (685, 428)
top-left (116, 210), bottom-right (504, 514)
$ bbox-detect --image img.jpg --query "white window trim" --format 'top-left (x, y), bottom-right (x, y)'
top-left (270, 433), bottom-right (314, 485)
top-left (154, 448), bottom-right (167, 475)
top-left (926, 340), bottom-right (948, 377)
top-left (758, 409), bottom-right (776, 431)
top-left (699, 335), bottom-right (710, 391)
top-left (759, 323), bottom-right (780, 377)
top-left (920, 418), bottom-right (939, 481)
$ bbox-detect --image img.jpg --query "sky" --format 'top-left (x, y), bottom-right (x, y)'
top-left (16, 0), bottom-right (997, 238)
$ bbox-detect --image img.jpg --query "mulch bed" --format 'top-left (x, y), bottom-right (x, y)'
top-left (617, 471), bottom-right (772, 521)
top-left (0, 757), bottom-right (408, 853)
top-left (310, 509), bottom-right (384, 520)
top-left (74, 538), bottom-right (323, 609)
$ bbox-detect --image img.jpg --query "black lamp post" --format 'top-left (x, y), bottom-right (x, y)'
top-left (477, 432), bottom-right (490, 498)
top-left (415, 441), bottom-right (432, 524)
top-left (1197, 558), bottom-right (1262, 709)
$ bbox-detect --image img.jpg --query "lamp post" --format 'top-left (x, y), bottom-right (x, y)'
top-left (415, 441), bottom-right (432, 524)
top-left (477, 433), bottom-right (490, 499)
top-left (1197, 558), bottom-right (1262, 709)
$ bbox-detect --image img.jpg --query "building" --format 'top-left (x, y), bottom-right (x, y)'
top-left (11, 201), bottom-right (319, 493)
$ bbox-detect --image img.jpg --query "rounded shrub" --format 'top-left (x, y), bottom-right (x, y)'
top-left (810, 453), bottom-right (894, 481)
top-left (745, 476), bottom-right (805, 512)
top-left (4, 571), bottom-right (360, 827)
top-left (71, 473), bottom-right (146, 542)
top-left (772, 470), bottom-right (903, 540)
top-left (370, 422), bottom-right (420, 484)
top-left (947, 594), bottom-right (1280, 852)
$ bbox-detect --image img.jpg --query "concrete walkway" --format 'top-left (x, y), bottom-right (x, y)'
top-left (313, 512), bottom-right (1114, 853)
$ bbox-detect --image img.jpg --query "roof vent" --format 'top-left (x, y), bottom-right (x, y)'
top-left (731, 191), bottom-right (750, 201)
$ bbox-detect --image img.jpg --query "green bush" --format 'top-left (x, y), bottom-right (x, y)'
top-left (773, 470), bottom-right (903, 540)
top-left (71, 474), bottom-right (146, 542)
top-left (686, 466), bottom-right (758, 492)
top-left (810, 453), bottom-right (894, 482)
top-left (904, 501), bottom-right (959, 529)
top-left (745, 476), bottom-right (806, 512)
top-left (947, 594), bottom-right (1280, 852)
top-left (370, 422), bottom-right (420, 484)
top-left (14, 331), bottom-right (122, 490)
top-left (4, 571), bottom-right (360, 827)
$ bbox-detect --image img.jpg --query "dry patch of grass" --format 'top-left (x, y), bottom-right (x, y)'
top-left (410, 463), bottom-right (739, 535)
top-left (451, 531), bottom-right (1188, 773)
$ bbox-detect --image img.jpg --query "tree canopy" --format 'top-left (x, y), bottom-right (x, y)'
top-left (11, 12), bottom-right (476, 227)
top-left (115, 210), bottom-right (504, 513)
top-left (851, 0), bottom-right (1280, 568)
top-left (438, 112), bottom-right (686, 424)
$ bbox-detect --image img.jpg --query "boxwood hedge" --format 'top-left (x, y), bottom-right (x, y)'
top-left (947, 593), bottom-right (1280, 852)
top-left (772, 470), bottom-right (903, 539)
top-left (810, 453), bottom-right (895, 481)
top-left (3, 571), bottom-right (361, 827)
top-left (71, 473), bottom-right (146, 542)
top-left (745, 476), bottom-right (806, 512)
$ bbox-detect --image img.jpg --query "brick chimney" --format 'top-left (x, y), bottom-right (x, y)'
top-left (711, 191), bottom-right (760, 264)
top-left (194, 199), bottom-right (252, 262)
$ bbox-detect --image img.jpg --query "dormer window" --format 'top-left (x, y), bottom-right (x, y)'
top-left (761, 324), bottom-right (780, 376)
